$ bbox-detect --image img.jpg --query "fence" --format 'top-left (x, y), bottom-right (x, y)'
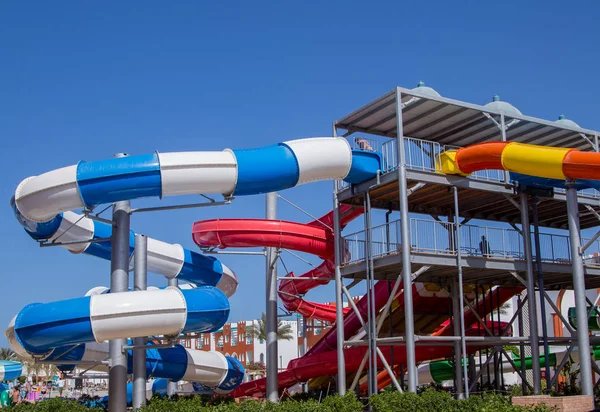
top-left (343, 218), bottom-right (600, 267)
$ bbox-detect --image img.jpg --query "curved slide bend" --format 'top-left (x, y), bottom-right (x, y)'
top-left (7, 137), bottom-right (379, 394)
top-left (0, 361), bottom-right (22, 381)
top-left (192, 205), bottom-right (364, 322)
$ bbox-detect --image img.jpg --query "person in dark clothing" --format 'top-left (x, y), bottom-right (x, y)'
top-left (479, 235), bottom-right (491, 257)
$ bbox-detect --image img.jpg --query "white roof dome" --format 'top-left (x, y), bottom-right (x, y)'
top-left (555, 114), bottom-right (580, 129)
top-left (484, 95), bottom-right (522, 116)
top-left (412, 81), bottom-right (441, 97)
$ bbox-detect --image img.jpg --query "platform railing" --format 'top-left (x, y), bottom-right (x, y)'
top-left (553, 187), bottom-right (600, 199)
top-left (342, 218), bottom-right (600, 267)
top-left (339, 136), bottom-right (600, 198)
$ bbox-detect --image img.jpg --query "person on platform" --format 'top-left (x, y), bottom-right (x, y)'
top-left (479, 235), bottom-right (491, 257)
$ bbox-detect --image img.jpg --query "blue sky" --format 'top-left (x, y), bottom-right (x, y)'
top-left (0, 1), bottom-right (599, 346)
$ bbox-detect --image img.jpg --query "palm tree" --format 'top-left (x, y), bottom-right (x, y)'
top-left (0, 347), bottom-right (18, 361)
top-left (248, 312), bottom-right (294, 341)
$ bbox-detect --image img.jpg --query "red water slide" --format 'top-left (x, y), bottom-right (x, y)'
top-left (193, 205), bottom-right (363, 322)
top-left (230, 287), bottom-right (520, 397)
top-left (193, 207), bottom-right (524, 397)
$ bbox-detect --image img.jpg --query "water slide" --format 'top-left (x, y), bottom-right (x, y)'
top-left (230, 285), bottom-right (519, 397)
top-left (193, 202), bottom-right (523, 396)
top-left (193, 205), bottom-right (363, 322)
top-left (0, 361), bottom-right (22, 381)
top-left (7, 138), bottom-right (380, 395)
top-left (416, 345), bottom-right (600, 385)
top-left (439, 141), bottom-right (600, 188)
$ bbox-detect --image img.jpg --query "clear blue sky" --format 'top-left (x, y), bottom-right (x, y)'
top-left (0, 1), bottom-right (599, 346)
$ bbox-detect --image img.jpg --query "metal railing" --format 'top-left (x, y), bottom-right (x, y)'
top-left (338, 135), bottom-right (600, 199)
top-left (342, 218), bottom-right (600, 267)
top-left (554, 187), bottom-right (600, 199)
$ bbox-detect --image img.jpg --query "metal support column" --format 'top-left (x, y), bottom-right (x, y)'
top-left (453, 186), bottom-right (469, 398)
top-left (395, 87), bottom-right (417, 392)
top-left (133, 234), bottom-right (148, 409)
top-left (364, 193), bottom-right (378, 396)
top-left (302, 315), bottom-right (308, 393)
top-left (519, 192), bottom-right (542, 394)
top-left (517, 294), bottom-right (528, 395)
top-left (108, 153), bottom-right (131, 412)
top-left (566, 184), bottom-right (594, 396)
top-left (266, 192), bottom-right (279, 402)
top-left (452, 279), bottom-right (465, 398)
top-left (167, 277), bottom-right (178, 397)
top-left (531, 197), bottom-right (551, 390)
top-left (333, 191), bottom-right (346, 395)
top-left (500, 113), bottom-right (511, 185)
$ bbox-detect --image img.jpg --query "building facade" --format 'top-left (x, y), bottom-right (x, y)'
top-left (178, 315), bottom-right (333, 378)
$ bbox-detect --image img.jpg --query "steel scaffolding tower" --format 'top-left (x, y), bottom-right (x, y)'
top-left (330, 84), bottom-right (600, 398)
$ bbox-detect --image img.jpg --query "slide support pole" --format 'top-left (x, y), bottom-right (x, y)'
top-left (108, 153), bottom-right (131, 412)
top-left (566, 184), bottom-right (594, 396)
top-left (167, 277), bottom-right (178, 397)
top-left (520, 192), bottom-right (542, 394)
top-left (333, 190), bottom-right (347, 395)
top-left (133, 234), bottom-right (148, 409)
top-left (266, 192), bottom-right (279, 402)
top-left (395, 87), bottom-right (417, 392)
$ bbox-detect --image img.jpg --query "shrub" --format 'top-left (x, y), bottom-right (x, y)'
top-left (4, 389), bottom-right (556, 411)
top-left (10, 397), bottom-right (104, 411)
top-left (369, 388), bottom-right (554, 412)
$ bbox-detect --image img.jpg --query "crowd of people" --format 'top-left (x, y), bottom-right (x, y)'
top-left (0, 377), bottom-right (65, 407)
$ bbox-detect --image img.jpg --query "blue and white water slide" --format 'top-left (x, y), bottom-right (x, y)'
top-left (6, 137), bottom-right (380, 394)
top-left (0, 361), bottom-right (22, 381)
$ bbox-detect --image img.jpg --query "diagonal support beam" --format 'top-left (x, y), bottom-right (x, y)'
top-left (585, 205), bottom-right (600, 223)
top-left (500, 349), bottom-right (534, 393)
top-left (464, 298), bottom-right (494, 337)
top-left (542, 290), bottom-right (575, 335)
top-left (502, 295), bottom-right (529, 337)
top-left (349, 352), bottom-right (369, 391)
top-left (376, 348), bottom-right (403, 393)
top-left (508, 271), bottom-right (527, 287)
top-left (469, 350), bottom-right (496, 393)
top-left (346, 279), bottom-right (362, 290)
top-left (407, 182), bottom-right (426, 196)
top-left (582, 229), bottom-right (600, 254)
top-left (342, 285), bottom-right (368, 333)
top-left (509, 223), bottom-right (523, 236)
top-left (549, 345), bottom-right (574, 389)
top-left (503, 194), bottom-right (521, 212)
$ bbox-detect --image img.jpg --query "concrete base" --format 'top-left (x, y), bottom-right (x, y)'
top-left (512, 395), bottom-right (594, 412)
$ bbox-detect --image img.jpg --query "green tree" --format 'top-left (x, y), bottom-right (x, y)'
top-left (0, 347), bottom-right (18, 361)
top-left (248, 312), bottom-right (294, 341)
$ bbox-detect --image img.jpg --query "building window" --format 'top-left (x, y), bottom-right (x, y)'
top-left (314, 320), bottom-right (322, 335)
top-left (197, 338), bottom-right (203, 349)
top-left (217, 336), bottom-right (224, 348)
top-left (246, 333), bottom-right (253, 344)
top-left (231, 328), bottom-right (238, 346)
top-left (259, 353), bottom-right (264, 363)
top-left (225, 335), bottom-right (229, 343)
